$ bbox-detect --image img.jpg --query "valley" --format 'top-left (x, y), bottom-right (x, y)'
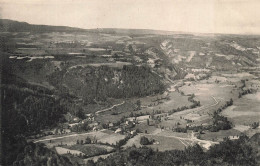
top-left (1, 19), bottom-right (260, 166)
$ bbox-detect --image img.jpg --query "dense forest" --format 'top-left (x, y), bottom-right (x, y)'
top-left (1, 55), bottom-right (73, 165)
top-left (1, 79), bottom-right (68, 165)
top-left (49, 65), bottom-right (166, 103)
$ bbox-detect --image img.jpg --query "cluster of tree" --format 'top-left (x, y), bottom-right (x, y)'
top-left (70, 122), bottom-right (92, 132)
top-left (92, 135), bottom-right (258, 166)
top-left (114, 132), bottom-right (138, 149)
top-left (239, 88), bottom-right (255, 98)
top-left (129, 110), bottom-right (163, 118)
top-left (209, 112), bottom-right (233, 132)
top-left (240, 79), bottom-right (246, 89)
top-left (251, 122), bottom-right (259, 129)
top-left (175, 99), bottom-right (234, 133)
top-left (168, 94), bottom-right (200, 115)
top-left (174, 127), bottom-right (188, 133)
top-left (213, 98), bottom-right (233, 114)
top-left (169, 106), bottom-right (188, 115)
top-left (76, 137), bottom-right (93, 145)
top-left (48, 65), bottom-right (165, 104)
top-left (140, 136), bottom-right (153, 145)
top-left (188, 94), bottom-right (201, 109)
top-left (10, 142), bottom-right (72, 166)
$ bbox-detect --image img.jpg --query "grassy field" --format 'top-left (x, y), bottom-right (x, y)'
top-left (145, 135), bottom-right (186, 151)
top-left (138, 91), bottom-right (193, 114)
top-left (34, 130), bottom-right (126, 148)
top-left (98, 133), bottom-right (126, 145)
top-left (67, 144), bottom-right (114, 157)
top-left (222, 92), bottom-right (260, 125)
top-left (200, 129), bottom-right (241, 142)
top-left (123, 133), bottom-right (186, 151)
top-left (56, 147), bottom-right (84, 155)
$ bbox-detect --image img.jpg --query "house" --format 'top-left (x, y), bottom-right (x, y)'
top-left (73, 117), bottom-right (80, 123)
top-left (62, 123), bottom-right (70, 129)
top-left (229, 135), bottom-right (239, 140)
top-left (93, 127), bottom-right (98, 131)
top-left (85, 113), bottom-right (95, 121)
top-left (130, 130), bottom-right (137, 135)
top-left (81, 119), bottom-right (89, 124)
top-left (125, 121), bottom-right (135, 129)
top-left (63, 129), bottom-right (71, 134)
top-left (54, 128), bottom-right (62, 135)
top-left (93, 125), bottom-right (103, 131)
top-left (89, 122), bottom-right (99, 128)
top-left (109, 123), bottom-right (114, 128)
top-left (43, 130), bottom-right (54, 135)
top-left (69, 123), bottom-right (79, 127)
top-left (115, 128), bottom-right (122, 134)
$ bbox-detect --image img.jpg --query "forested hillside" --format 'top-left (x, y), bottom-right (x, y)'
top-left (49, 65), bottom-right (166, 103)
top-left (1, 54), bottom-right (75, 165)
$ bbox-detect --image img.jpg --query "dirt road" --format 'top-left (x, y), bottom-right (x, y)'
top-left (95, 101), bottom-right (125, 115)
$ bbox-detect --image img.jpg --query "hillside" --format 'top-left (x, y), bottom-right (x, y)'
top-left (2, 19), bottom-right (260, 166)
top-left (0, 19), bottom-right (86, 32)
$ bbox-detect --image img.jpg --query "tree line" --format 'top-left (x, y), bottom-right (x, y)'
top-left (91, 135), bottom-right (258, 166)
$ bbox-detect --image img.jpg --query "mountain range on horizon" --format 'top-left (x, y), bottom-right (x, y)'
top-left (1, 19), bottom-right (258, 36)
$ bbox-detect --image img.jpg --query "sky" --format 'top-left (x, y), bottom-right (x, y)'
top-left (1, 0), bottom-right (260, 34)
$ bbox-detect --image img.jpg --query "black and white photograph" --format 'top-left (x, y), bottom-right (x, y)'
top-left (1, 0), bottom-right (260, 165)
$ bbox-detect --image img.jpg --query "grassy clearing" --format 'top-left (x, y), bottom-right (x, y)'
top-left (68, 144), bottom-right (114, 157)
top-left (133, 123), bottom-right (158, 134)
top-left (122, 133), bottom-right (186, 151)
top-left (222, 93), bottom-right (260, 125)
top-left (145, 135), bottom-right (186, 151)
top-left (139, 91), bottom-right (193, 114)
top-left (35, 130), bottom-right (109, 148)
top-left (56, 147), bottom-right (84, 155)
top-left (98, 133), bottom-right (126, 145)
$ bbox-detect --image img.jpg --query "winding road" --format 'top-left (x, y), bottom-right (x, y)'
top-left (95, 101), bottom-right (125, 115)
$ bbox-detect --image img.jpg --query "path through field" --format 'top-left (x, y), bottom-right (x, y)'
top-left (95, 101), bottom-right (125, 115)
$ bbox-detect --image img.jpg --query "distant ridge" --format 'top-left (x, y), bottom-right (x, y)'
top-left (1, 19), bottom-right (257, 36)
top-left (0, 19), bottom-right (187, 35)
top-left (86, 28), bottom-right (188, 35)
top-left (0, 19), bottom-right (86, 32)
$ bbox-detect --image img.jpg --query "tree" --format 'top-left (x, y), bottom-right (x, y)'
top-left (85, 137), bottom-right (92, 144)
top-left (140, 136), bottom-right (151, 145)
top-left (251, 122), bottom-right (259, 129)
top-left (136, 100), bottom-right (141, 110)
top-left (87, 160), bottom-right (96, 166)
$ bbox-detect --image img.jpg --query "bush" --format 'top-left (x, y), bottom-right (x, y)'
top-left (85, 137), bottom-right (92, 144)
top-left (251, 122), bottom-right (259, 129)
top-left (140, 136), bottom-right (151, 145)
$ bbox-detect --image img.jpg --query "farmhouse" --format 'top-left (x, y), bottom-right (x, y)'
top-left (69, 123), bottom-right (79, 127)
top-left (229, 135), bottom-right (240, 140)
top-left (115, 128), bottom-right (122, 133)
top-left (89, 122), bottom-right (99, 128)
top-left (109, 123), bottom-right (114, 128)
